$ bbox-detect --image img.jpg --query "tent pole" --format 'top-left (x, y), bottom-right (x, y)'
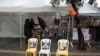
top-left (20, 13), bottom-right (22, 48)
top-left (70, 16), bottom-right (74, 48)
top-left (67, 16), bottom-right (70, 39)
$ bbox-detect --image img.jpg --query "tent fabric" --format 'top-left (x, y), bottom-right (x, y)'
top-left (79, 3), bottom-right (100, 16)
top-left (0, 14), bottom-right (21, 37)
top-left (79, 3), bottom-right (100, 13)
top-left (0, 3), bottom-right (99, 14)
top-left (0, 0), bottom-right (49, 7)
top-left (0, 1), bottom-right (100, 38)
top-left (80, 13), bottom-right (100, 16)
top-left (0, 13), bottom-right (55, 37)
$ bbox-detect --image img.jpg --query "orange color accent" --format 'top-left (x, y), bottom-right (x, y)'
top-left (68, 7), bottom-right (74, 13)
top-left (70, 11), bottom-right (76, 16)
top-left (68, 7), bottom-right (80, 16)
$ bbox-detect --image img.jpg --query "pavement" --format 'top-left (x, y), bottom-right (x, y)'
top-left (0, 38), bottom-right (100, 56)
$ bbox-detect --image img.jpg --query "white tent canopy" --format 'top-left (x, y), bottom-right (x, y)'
top-left (79, 3), bottom-right (100, 16)
top-left (0, 0), bottom-right (100, 38)
top-left (0, 1), bottom-right (99, 14)
top-left (0, 0), bottom-right (50, 7)
top-left (0, 0), bottom-right (100, 48)
top-left (0, 0), bottom-right (100, 16)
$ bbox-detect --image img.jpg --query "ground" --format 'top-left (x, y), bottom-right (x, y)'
top-left (0, 38), bottom-right (100, 56)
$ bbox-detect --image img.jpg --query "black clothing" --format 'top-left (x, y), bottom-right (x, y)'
top-left (24, 19), bottom-right (32, 44)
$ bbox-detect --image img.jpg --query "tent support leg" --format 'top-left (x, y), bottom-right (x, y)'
top-left (20, 13), bottom-right (22, 49)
